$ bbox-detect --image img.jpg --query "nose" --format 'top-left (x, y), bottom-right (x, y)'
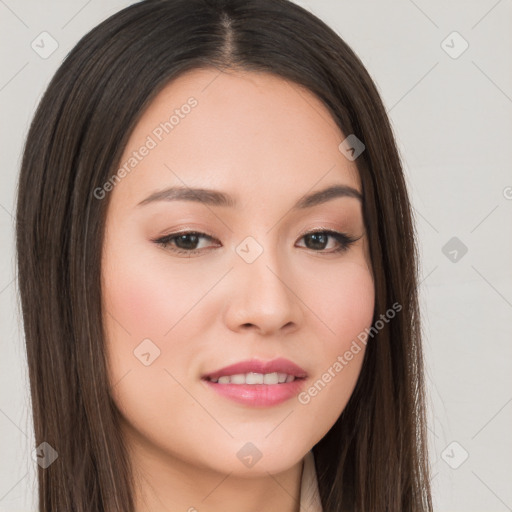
top-left (223, 244), bottom-right (304, 336)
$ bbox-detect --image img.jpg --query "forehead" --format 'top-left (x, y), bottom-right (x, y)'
top-left (113, 67), bottom-right (361, 207)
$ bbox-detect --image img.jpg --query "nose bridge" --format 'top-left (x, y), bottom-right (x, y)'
top-left (236, 231), bottom-right (289, 291)
top-left (226, 232), bottom-right (302, 332)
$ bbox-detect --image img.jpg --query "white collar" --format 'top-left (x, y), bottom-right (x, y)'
top-left (299, 450), bottom-right (323, 512)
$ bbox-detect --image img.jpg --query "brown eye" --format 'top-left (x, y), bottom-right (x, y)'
top-left (298, 230), bottom-right (359, 253)
top-left (154, 231), bottom-right (219, 255)
top-left (172, 233), bottom-right (202, 250)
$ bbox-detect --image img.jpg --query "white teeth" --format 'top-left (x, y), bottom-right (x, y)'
top-left (230, 374), bottom-right (246, 384)
top-left (246, 372), bottom-right (264, 384)
top-left (208, 372), bottom-right (297, 385)
top-left (263, 373), bottom-right (279, 385)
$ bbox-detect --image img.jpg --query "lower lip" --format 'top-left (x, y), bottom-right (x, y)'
top-left (201, 378), bottom-right (306, 407)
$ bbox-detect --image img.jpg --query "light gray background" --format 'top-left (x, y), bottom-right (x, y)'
top-left (1, 1), bottom-right (511, 511)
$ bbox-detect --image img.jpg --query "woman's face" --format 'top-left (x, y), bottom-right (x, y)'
top-left (102, 68), bottom-right (375, 477)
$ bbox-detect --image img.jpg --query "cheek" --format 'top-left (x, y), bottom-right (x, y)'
top-left (101, 243), bottom-right (207, 447)
top-left (102, 246), bottom-right (210, 342)
top-left (295, 259), bottom-right (374, 435)
top-left (101, 234), bottom-right (205, 401)
top-left (307, 257), bottom-right (375, 345)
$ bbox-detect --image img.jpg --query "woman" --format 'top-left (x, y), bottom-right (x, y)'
top-left (15, 0), bottom-right (433, 510)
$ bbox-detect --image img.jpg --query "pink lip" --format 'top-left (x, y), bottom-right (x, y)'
top-left (201, 357), bottom-right (308, 408)
top-left (202, 378), bottom-right (306, 407)
top-left (202, 357), bottom-right (307, 380)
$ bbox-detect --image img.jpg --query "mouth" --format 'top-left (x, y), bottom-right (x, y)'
top-left (204, 372), bottom-right (305, 385)
top-left (201, 357), bottom-right (307, 382)
top-left (201, 357), bottom-right (308, 407)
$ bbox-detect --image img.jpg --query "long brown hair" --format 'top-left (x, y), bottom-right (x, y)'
top-left (15, 0), bottom-right (433, 510)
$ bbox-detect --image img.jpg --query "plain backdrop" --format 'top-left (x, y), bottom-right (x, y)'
top-left (1, 1), bottom-right (511, 511)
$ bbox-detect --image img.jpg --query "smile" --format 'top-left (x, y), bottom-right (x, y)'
top-left (205, 372), bottom-right (298, 384)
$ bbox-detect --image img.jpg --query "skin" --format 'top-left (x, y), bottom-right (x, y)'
top-left (101, 67), bottom-right (375, 512)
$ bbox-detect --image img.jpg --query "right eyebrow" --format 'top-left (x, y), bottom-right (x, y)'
top-left (137, 186), bottom-right (236, 208)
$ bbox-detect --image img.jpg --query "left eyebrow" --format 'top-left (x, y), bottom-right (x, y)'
top-left (136, 184), bottom-right (363, 209)
top-left (292, 184), bottom-right (362, 210)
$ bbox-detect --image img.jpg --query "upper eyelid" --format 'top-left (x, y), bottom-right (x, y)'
top-left (157, 227), bottom-right (346, 239)
top-left (154, 228), bottom-right (354, 247)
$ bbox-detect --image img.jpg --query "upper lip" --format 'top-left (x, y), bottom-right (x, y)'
top-left (202, 357), bottom-right (307, 380)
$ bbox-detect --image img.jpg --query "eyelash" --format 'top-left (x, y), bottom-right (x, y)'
top-left (153, 229), bottom-right (360, 256)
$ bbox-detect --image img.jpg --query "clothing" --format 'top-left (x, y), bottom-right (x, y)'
top-left (299, 450), bottom-right (323, 512)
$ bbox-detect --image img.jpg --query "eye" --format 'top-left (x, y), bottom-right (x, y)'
top-left (153, 229), bottom-right (361, 257)
top-left (153, 231), bottom-right (219, 256)
top-left (296, 230), bottom-right (360, 253)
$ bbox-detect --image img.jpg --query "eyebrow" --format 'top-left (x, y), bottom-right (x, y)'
top-left (137, 183), bottom-right (363, 209)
